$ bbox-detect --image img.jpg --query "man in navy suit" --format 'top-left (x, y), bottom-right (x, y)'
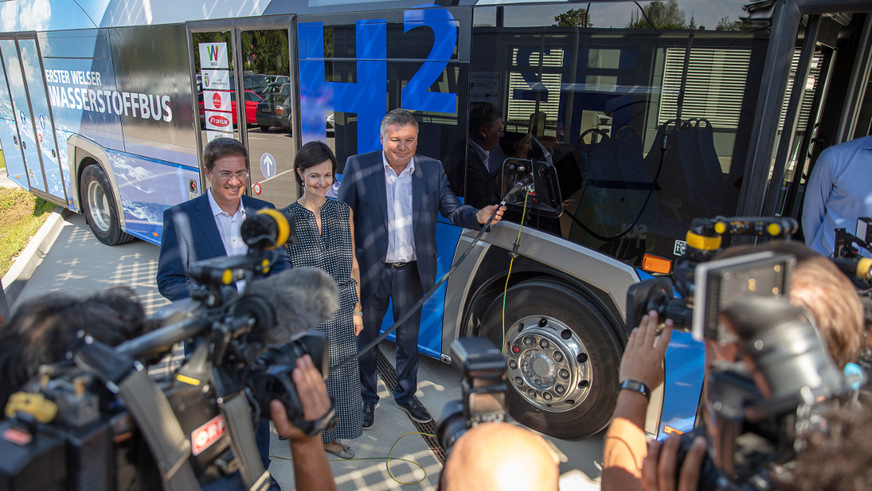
top-left (338, 109), bottom-right (505, 428)
top-left (157, 138), bottom-right (291, 301)
top-left (156, 138), bottom-right (290, 488)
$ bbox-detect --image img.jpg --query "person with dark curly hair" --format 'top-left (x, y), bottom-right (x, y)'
top-left (0, 287), bottom-right (151, 411)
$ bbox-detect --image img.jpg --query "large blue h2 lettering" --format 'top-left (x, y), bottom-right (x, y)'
top-left (299, 6), bottom-right (458, 152)
top-left (299, 20), bottom-right (386, 152)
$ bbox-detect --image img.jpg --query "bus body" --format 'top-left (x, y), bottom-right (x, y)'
top-left (1, 0), bottom-right (870, 440)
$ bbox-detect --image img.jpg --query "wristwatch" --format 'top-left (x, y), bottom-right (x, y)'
top-left (619, 379), bottom-right (650, 401)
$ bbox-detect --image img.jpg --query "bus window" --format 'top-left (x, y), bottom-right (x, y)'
top-left (453, 1), bottom-right (766, 267)
top-left (240, 28), bottom-right (295, 209)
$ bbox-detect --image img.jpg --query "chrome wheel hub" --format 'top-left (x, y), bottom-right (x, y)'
top-left (503, 314), bottom-right (591, 413)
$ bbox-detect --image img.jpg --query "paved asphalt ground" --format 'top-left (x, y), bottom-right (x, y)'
top-left (1, 205), bottom-right (604, 490)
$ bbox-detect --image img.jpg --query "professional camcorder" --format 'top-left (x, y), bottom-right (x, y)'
top-left (627, 216), bottom-right (856, 490)
top-left (436, 337), bottom-right (509, 452)
top-left (0, 209), bottom-right (338, 491)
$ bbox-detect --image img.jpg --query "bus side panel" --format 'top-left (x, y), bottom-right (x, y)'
top-left (41, 29), bottom-right (124, 213)
top-left (105, 149), bottom-right (200, 245)
top-left (660, 331), bottom-right (705, 436)
top-left (0, 50), bottom-right (28, 190)
top-left (109, 24), bottom-right (198, 167)
top-left (41, 30), bottom-right (125, 154)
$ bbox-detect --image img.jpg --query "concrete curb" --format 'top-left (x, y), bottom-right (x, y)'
top-left (2, 207), bottom-right (72, 309)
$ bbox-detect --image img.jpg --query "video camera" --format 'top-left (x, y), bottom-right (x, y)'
top-left (626, 216), bottom-right (798, 340)
top-left (0, 209), bottom-right (336, 491)
top-left (436, 337), bottom-right (508, 452)
top-left (627, 216), bottom-right (855, 490)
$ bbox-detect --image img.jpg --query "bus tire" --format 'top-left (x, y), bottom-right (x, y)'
top-left (480, 279), bottom-right (621, 439)
top-left (81, 164), bottom-right (134, 246)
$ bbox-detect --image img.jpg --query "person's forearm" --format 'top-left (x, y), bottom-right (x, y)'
top-left (601, 391), bottom-right (649, 491)
top-left (289, 436), bottom-right (337, 491)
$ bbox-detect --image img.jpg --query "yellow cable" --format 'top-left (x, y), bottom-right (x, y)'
top-left (270, 431), bottom-right (439, 486)
top-left (501, 191), bottom-right (531, 353)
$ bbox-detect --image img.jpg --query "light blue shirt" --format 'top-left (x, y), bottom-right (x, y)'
top-left (383, 154), bottom-right (416, 263)
top-left (802, 135), bottom-right (872, 257)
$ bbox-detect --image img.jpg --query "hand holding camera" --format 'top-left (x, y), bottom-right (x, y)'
top-left (269, 354), bottom-right (332, 443)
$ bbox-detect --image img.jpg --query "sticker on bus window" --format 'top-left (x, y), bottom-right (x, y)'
top-left (199, 43), bottom-right (229, 70)
top-left (201, 69), bottom-right (230, 91)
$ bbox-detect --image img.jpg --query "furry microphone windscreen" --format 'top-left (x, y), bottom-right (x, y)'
top-left (240, 267), bottom-right (339, 347)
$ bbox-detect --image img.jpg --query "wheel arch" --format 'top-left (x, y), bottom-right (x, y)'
top-left (439, 223), bottom-right (667, 438)
top-left (68, 135), bottom-right (126, 232)
top-left (462, 260), bottom-right (625, 344)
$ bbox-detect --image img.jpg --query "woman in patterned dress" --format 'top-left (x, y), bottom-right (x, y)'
top-left (282, 141), bottom-right (363, 458)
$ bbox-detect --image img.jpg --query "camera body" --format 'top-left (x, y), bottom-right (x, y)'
top-left (625, 216), bottom-right (856, 490)
top-left (0, 209), bottom-right (334, 491)
top-left (436, 337), bottom-right (509, 452)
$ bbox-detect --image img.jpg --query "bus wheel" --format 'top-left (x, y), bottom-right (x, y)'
top-left (481, 279), bottom-right (621, 439)
top-left (81, 164), bottom-right (134, 246)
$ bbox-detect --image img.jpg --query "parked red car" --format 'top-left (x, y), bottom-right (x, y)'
top-left (198, 90), bottom-right (263, 126)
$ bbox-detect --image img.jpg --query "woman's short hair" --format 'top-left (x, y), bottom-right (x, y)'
top-left (294, 141), bottom-right (337, 186)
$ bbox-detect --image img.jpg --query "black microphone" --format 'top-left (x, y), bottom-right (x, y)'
top-left (241, 208), bottom-right (296, 251)
top-left (501, 173), bottom-right (534, 206)
top-left (832, 256), bottom-right (872, 282)
top-left (235, 267), bottom-right (339, 347)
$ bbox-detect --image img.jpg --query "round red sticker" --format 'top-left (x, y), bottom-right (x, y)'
top-left (212, 92), bottom-right (222, 108)
top-left (253, 182), bottom-right (262, 195)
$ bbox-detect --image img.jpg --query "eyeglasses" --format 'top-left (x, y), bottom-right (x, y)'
top-left (216, 171), bottom-right (249, 181)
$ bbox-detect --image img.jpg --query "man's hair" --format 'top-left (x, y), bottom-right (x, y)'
top-left (294, 141), bottom-right (336, 186)
top-left (204, 138), bottom-right (249, 172)
top-left (715, 241), bottom-right (864, 368)
top-left (788, 404), bottom-right (872, 490)
top-left (0, 287), bottom-right (150, 409)
top-left (380, 108), bottom-right (418, 138)
top-left (468, 102), bottom-right (502, 137)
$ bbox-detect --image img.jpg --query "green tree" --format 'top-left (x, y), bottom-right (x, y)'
top-left (555, 8), bottom-right (591, 27)
top-left (628, 0), bottom-right (687, 29)
top-left (715, 16), bottom-right (745, 31)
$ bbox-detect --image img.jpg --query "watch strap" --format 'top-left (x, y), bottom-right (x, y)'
top-left (619, 379), bottom-right (650, 400)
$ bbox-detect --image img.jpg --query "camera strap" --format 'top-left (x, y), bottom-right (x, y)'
top-left (220, 393), bottom-right (270, 490)
top-left (116, 369), bottom-right (202, 490)
top-left (74, 341), bottom-right (201, 490)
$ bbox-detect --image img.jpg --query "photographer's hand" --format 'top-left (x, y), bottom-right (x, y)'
top-left (641, 434), bottom-right (705, 491)
top-left (269, 355), bottom-right (336, 491)
top-left (619, 310), bottom-right (673, 389)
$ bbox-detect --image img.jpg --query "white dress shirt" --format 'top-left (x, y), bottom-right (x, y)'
top-left (383, 154), bottom-right (416, 263)
top-left (207, 189), bottom-right (248, 291)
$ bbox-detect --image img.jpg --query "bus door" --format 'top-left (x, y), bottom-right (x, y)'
top-left (188, 17), bottom-right (298, 209)
top-left (0, 37), bottom-right (66, 204)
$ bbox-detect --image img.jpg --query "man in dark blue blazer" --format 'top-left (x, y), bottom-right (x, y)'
top-left (156, 138), bottom-right (290, 488)
top-left (338, 109), bottom-right (505, 428)
top-left (157, 139), bottom-right (291, 301)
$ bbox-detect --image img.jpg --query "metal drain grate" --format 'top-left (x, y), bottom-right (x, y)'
top-left (376, 348), bottom-right (446, 464)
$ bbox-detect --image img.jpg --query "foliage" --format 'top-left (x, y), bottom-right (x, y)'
top-left (628, 0), bottom-right (687, 30)
top-left (0, 188), bottom-right (55, 277)
top-left (241, 30), bottom-right (291, 75)
top-left (555, 8), bottom-right (592, 27)
top-left (716, 16), bottom-right (746, 31)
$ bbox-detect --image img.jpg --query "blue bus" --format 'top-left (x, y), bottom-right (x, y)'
top-left (0, 0), bottom-right (868, 440)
